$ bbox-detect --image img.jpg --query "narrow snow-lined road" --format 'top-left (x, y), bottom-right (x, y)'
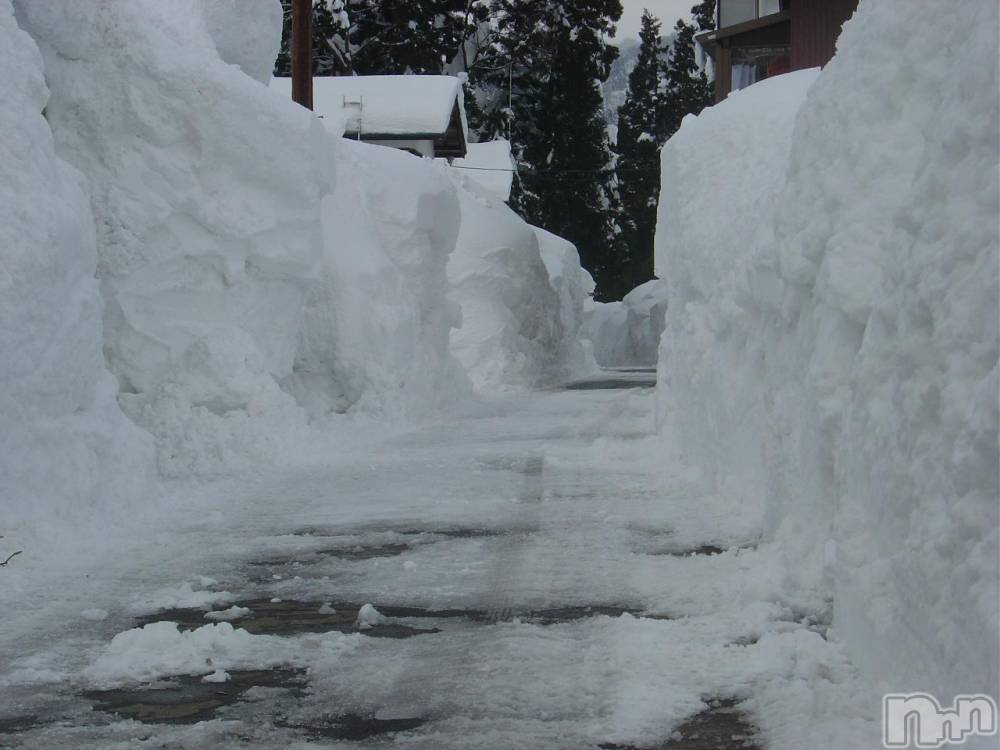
top-left (0, 374), bottom-right (877, 749)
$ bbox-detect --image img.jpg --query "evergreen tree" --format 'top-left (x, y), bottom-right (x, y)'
top-left (468, 1), bottom-right (627, 301)
top-left (691, 0), bottom-right (715, 32)
top-left (611, 3), bottom-right (713, 293)
top-left (274, 0), bottom-right (483, 77)
top-left (658, 12), bottom-right (713, 139)
top-left (350, 0), bottom-right (482, 74)
top-left (274, 0), bottom-right (353, 77)
top-left (614, 10), bottom-right (666, 288)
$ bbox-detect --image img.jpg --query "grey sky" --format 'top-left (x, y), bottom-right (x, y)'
top-left (613, 0), bottom-right (695, 40)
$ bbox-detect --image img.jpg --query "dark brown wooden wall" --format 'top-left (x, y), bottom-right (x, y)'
top-left (790, 0), bottom-right (860, 70)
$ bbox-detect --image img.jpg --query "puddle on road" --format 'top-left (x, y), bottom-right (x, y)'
top-left (516, 604), bottom-right (644, 625)
top-left (245, 542), bottom-right (412, 577)
top-left (136, 595), bottom-right (661, 639)
top-left (292, 525), bottom-right (521, 541)
top-left (648, 545), bottom-right (728, 557)
top-left (600, 698), bottom-right (761, 749)
top-left (84, 668), bottom-right (306, 725)
top-left (562, 378), bottom-right (656, 391)
top-left (632, 530), bottom-right (760, 558)
top-left (135, 599), bottom-right (440, 639)
top-left (0, 715), bottom-right (42, 736)
top-left (320, 542), bottom-right (413, 561)
top-left (278, 713), bottom-right (427, 741)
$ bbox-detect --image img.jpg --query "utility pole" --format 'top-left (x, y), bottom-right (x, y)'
top-left (291, 0), bottom-right (313, 110)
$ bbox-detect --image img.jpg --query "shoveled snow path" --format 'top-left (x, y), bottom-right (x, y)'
top-left (0, 381), bottom-right (880, 748)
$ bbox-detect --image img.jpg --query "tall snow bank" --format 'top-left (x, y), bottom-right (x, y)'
top-left (15, 0), bottom-right (334, 476)
top-left (450, 139), bottom-right (516, 202)
top-left (16, 0), bottom-right (470, 475)
top-left (534, 227), bottom-right (598, 377)
top-left (583, 279), bottom-right (668, 367)
top-left (0, 1), bottom-right (153, 531)
top-left (202, 0), bottom-right (282, 84)
top-left (288, 140), bottom-right (469, 421)
top-left (447, 176), bottom-right (587, 389)
top-left (655, 0), bottom-right (998, 706)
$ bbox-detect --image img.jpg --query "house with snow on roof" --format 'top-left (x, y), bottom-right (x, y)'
top-left (697, 0), bottom-right (859, 102)
top-left (270, 74), bottom-right (468, 160)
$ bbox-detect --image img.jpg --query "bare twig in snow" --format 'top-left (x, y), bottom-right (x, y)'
top-left (0, 550), bottom-right (23, 567)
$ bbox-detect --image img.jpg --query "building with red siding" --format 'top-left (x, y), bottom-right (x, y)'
top-left (697, 0), bottom-right (859, 103)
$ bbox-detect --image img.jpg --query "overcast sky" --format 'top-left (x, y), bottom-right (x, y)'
top-left (612, 0), bottom-right (695, 40)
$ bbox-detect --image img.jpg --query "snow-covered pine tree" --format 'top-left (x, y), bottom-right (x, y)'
top-left (692, 0), bottom-right (716, 33)
top-left (615, 10), bottom-right (666, 289)
top-left (274, 0), bottom-right (353, 76)
top-left (350, 0), bottom-right (482, 74)
top-left (658, 10), bottom-right (712, 141)
top-left (468, 0), bottom-right (627, 301)
top-left (274, 0), bottom-right (483, 77)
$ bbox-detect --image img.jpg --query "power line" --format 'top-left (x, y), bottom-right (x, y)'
top-left (447, 164), bottom-right (661, 175)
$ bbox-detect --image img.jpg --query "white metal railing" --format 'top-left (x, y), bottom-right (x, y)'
top-left (718, 0), bottom-right (783, 29)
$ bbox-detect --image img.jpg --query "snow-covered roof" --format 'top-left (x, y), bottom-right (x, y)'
top-left (449, 139), bottom-right (515, 201)
top-left (270, 75), bottom-right (465, 138)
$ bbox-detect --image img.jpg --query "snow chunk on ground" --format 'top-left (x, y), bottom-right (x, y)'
top-left (131, 582), bottom-right (234, 614)
top-left (354, 603), bottom-right (387, 630)
top-left (84, 622), bottom-right (289, 688)
top-left (204, 605), bottom-right (253, 622)
top-left (655, 0), bottom-right (998, 704)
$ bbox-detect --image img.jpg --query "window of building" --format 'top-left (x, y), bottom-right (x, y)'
top-left (719, 0), bottom-right (785, 29)
top-left (731, 45), bottom-right (791, 91)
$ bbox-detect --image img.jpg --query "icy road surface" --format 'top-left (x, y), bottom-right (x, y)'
top-left (0, 376), bottom-right (879, 749)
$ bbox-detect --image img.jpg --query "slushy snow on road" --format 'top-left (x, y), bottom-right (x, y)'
top-left (0, 0), bottom-right (995, 748)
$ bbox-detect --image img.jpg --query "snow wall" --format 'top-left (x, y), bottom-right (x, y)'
top-left (4, 0), bottom-right (590, 539)
top-left (8, 0), bottom-right (468, 488)
top-left (447, 174), bottom-right (594, 389)
top-left (583, 279), bottom-right (668, 367)
top-left (0, 0), bottom-right (154, 534)
top-left (655, 0), bottom-right (998, 705)
top-left (290, 139), bottom-right (469, 423)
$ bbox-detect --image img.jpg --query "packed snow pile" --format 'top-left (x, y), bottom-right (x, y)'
top-left (534, 227), bottom-right (599, 377)
top-left (202, 0), bottom-right (283, 84)
top-left (450, 138), bottom-right (516, 202)
top-left (83, 621), bottom-right (297, 689)
top-left (15, 0), bottom-right (327, 476)
top-left (0, 0), bottom-right (153, 533)
top-left (12, 0), bottom-right (470, 479)
top-left (446, 174), bottom-right (591, 389)
top-left (583, 279), bottom-right (668, 367)
top-left (655, 0), bottom-right (998, 709)
top-left (288, 139), bottom-right (469, 422)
